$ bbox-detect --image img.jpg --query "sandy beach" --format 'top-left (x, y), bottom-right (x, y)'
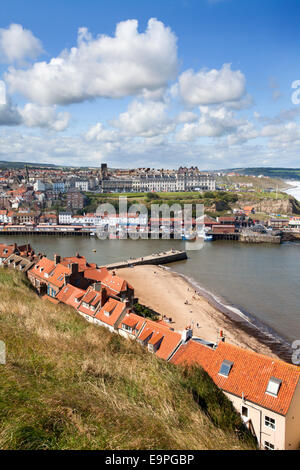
top-left (116, 265), bottom-right (280, 359)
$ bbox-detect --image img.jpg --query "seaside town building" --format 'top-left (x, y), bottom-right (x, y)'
top-left (171, 339), bottom-right (300, 450)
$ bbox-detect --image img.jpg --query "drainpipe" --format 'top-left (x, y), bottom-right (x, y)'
top-left (242, 398), bottom-right (262, 448)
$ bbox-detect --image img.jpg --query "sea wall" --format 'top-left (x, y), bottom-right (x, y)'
top-left (239, 233), bottom-right (281, 244)
top-left (105, 250), bottom-right (187, 270)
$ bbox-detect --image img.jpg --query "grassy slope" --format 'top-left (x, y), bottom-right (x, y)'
top-left (0, 269), bottom-right (256, 450)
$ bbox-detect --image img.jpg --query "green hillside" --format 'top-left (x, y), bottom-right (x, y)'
top-left (0, 269), bottom-right (256, 450)
top-left (224, 167), bottom-right (300, 180)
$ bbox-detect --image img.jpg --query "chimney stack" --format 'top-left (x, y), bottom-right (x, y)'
top-left (54, 254), bottom-right (61, 265)
top-left (100, 287), bottom-right (108, 306)
top-left (219, 330), bottom-right (225, 343)
top-left (94, 282), bottom-right (101, 292)
top-left (70, 263), bottom-right (78, 276)
top-left (181, 326), bottom-right (193, 343)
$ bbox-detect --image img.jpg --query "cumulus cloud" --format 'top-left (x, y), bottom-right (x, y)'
top-left (19, 103), bottom-right (70, 131)
top-left (5, 18), bottom-right (178, 105)
top-left (176, 110), bottom-right (198, 123)
top-left (85, 123), bottom-right (119, 142)
top-left (0, 99), bottom-right (22, 126)
top-left (177, 63), bottom-right (246, 107)
top-left (0, 88), bottom-right (70, 131)
top-left (175, 105), bottom-right (243, 141)
top-left (0, 23), bottom-right (43, 63)
top-left (111, 100), bottom-right (175, 138)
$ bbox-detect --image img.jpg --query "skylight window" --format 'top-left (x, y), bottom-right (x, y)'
top-left (266, 377), bottom-right (282, 397)
top-left (218, 360), bottom-right (233, 377)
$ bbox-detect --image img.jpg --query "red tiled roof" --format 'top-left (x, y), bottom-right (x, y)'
top-left (102, 273), bottom-right (133, 293)
top-left (0, 244), bottom-right (16, 259)
top-left (28, 256), bottom-right (55, 281)
top-left (48, 264), bottom-right (71, 288)
top-left (83, 267), bottom-right (109, 282)
top-left (77, 288), bottom-right (104, 315)
top-left (171, 340), bottom-right (300, 415)
top-left (61, 256), bottom-right (90, 271)
top-left (56, 283), bottom-right (85, 309)
top-left (94, 298), bottom-right (126, 327)
top-left (120, 313), bottom-right (145, 332)
top-left (137, 319), bottom-right (182, 361)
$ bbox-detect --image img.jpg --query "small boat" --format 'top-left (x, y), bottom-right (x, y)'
top-left (182, 229), bottom-right (196, 241)
top-left (92, 249), bottom-right (97, 252)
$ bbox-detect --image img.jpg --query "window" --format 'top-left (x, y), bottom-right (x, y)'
top-left (122, 324), bottom-right (132, 332)
top-left (218, 360), bottom-right (233, 377)
top-left (242, 406), bottom-right (248, 418)
top-left (266, 377), bottom-right (282, 397)
top-left (265, 416), bottom-right (276, 430)
top-left (264, 441), bottom-right (275, 450)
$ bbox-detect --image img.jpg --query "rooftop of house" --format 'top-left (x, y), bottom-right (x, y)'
top-left (94, 297), bottom-right (126, 327)
top-left (137, 319), bottom-right (182, 361)
top-left (60, 254), bottom-right (95, 271)
top-left (56, 283), bottom-right (85, 309)
top-left (119, 312), bottom-right (145, 332)
top-left (102, 272), bottom-right (133, 293)
top-left (171, 340), bottom-right (300, 416)
top-left (83, 267), bottom-right (109, 282)
top-left (3, 253), bottom-right (37, 272)
top-left (30, 256), bottom-right (56, 280)
top-left (47, 263), bottom-right (71, 288)
top-left (0, 243), bottom-right (16, 259)
top-left (77, 287), bottom-right (105, 316)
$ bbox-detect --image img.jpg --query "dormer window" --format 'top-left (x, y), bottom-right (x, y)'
top-left (266, 377), bottom-right (281, 397)
top-left (218, 360), bottom-right (233, 377)
top-left (122, 324), bottom-right (132, 332)
top-left (40, 267), bottom-right (44, 273)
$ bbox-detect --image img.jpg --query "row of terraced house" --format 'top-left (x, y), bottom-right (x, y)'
top-left (0, 241), bottom-right (300, 450)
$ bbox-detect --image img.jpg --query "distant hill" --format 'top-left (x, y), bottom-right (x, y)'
top-left (0, 160), bottom-right (57, 169)
top-left (222, 168), bottom-right (300, 180)
top-left (0, 269), bottom-right (256, 450)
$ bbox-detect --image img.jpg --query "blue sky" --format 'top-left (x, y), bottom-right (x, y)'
top-left (0, 0), bottom-right (300, 168)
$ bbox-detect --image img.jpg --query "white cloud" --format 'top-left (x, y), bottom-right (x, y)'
top-left (177, 63), bottom-right (246, 107)
top-left (0, 99), bottom-right (22, 126)
top-left (261, 122), bottom-right (300, 144)
top-left (85, 123), bottom-right (119, 142)
top-left (111, 100), bottom-right (175, 138)
top-left (176, 110), bottom-right (198, 123)
top-left (0, 24), bottom-right (43, 63)
top-left (0, 89), bottom-right (70, 131)
top-left (175, 105), bottom-right (243, 141)
top-left (5, 18), bottom-right (178, 105)
top-left (19, 103), bottom-right (70, 131)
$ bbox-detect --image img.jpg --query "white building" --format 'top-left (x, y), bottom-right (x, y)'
top-left (75, 180), bottom-right (89, 191)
